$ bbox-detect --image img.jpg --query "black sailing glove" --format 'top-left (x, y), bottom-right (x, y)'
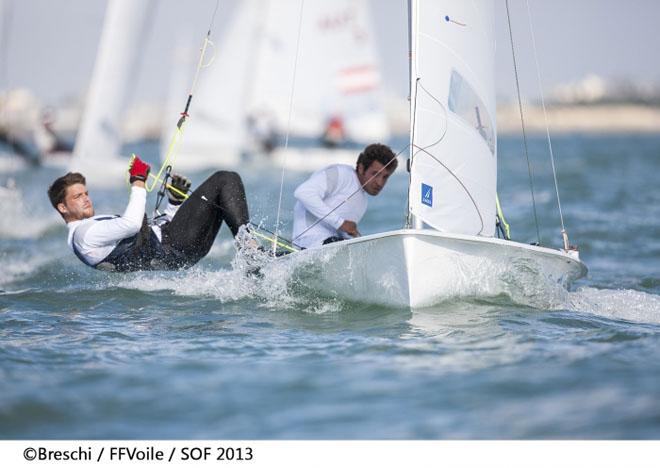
top-left (167, 174), bottom-right (191, 205)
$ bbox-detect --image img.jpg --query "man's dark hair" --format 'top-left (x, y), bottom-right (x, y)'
top-left (356, 143), bottom-right (398, 172)
top-left (48, 172), bottom-right (86, 210)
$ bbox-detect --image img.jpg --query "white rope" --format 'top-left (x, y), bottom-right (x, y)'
top-left (273, 0), bottom-right (306, 255)
top-left (525, 0), bottom-right (569, 248)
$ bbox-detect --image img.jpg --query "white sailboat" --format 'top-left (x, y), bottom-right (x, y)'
top-left (276, 0), bottom-right (587, 308)
top-left (69, 0), bottom-right (154, 185)
top-left (164, 0), bottom-right (390, 172)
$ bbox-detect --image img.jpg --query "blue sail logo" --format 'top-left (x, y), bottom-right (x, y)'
top-left (421, 183), bottom-right (433, 207)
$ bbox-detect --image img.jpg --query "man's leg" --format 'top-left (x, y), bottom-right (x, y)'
top-left (162, 171), bottom-right (250, 265)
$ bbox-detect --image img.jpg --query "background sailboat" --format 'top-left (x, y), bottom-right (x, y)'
top-left (276, 0), bottom-right (586, 308)
top-left (69, 0), bottom-right (155, 185)
top-left (162, 0), bottom-right (390, 172)
top-left (0, 0), bottom-right (40, 172)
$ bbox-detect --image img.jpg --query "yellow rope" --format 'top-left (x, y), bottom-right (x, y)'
top-left (146, 125), bottom-right (186, 192)
top-left (496, 193), bottom-right (511, 240)
top-left (126, 30), bottom-right (214, 193)
top-left (250, 229), bottom-right (299, 253)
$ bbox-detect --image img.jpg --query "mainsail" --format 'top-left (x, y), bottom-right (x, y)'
top-left (408, 0), bottom-right (497, 236)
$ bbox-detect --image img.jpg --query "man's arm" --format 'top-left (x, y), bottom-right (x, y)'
top-left (339, 220), bottom-right (360, 237)
top-left (294, 168), bottom-right (345, 230)
top-left (76, 156), bottom-right (151, 248)
top-left (79, 185), bottom-right (147, 248)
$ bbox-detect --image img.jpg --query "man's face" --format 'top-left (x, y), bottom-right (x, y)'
top-left (58, 183), bottom-right (94, 221)
top-left (357, 160), bottom-right (394, 196)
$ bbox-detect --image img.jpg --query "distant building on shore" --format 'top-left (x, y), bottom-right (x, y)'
top-left (550, 74), bottom-right (660, 107)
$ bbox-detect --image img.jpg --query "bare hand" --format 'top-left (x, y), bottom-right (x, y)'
top-left (339, 220), bottom-right (361, 237)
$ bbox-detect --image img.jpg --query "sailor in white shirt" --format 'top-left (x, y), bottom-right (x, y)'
top-left (48, 156), bottom-right (251, 271)
top-left (292, 143), bottom-right (398, 249)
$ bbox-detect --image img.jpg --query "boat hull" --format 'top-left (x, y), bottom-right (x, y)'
top-left (281, 229), bottom-right (587, 308)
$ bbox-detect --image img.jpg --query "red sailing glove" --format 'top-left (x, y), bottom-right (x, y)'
top-left (128, 155), bottom-right (151, 183)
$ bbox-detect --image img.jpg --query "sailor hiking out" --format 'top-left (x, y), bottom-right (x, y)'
top-left (48, 155), bottom-right (250, 271)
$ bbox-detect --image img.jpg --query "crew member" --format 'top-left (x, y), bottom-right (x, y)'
top-left (292, 143), bottom-right (397, 249)
top-left (321, 115), bottom-right (346, 148)
top-left (47, 156), bottom-right (250, 271)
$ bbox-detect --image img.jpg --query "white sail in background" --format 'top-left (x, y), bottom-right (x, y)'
top-left (168, 0), bottom-right (389, 169)
top-left (170, 0), bottom-right (262, 169)
top-left (408, 0), bottom-right (497, 236)
top-left (251, 0), bottom-right (389, 141)
top-left (71, 0), bottom-right (154, 180)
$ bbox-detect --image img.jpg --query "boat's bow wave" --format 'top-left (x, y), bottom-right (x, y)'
top-left (9, 233), bottom-right (656, 325)
top-left (99, 233), bottom-right (345, 314)
top-left (565, 287), bottom-right (660, 325)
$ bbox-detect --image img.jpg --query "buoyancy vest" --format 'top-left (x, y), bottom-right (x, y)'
top-left (72, 215), bottom-right (169, 272)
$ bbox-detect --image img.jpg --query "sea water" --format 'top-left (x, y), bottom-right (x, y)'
top-left (1, 134), bottom-right (659, 439)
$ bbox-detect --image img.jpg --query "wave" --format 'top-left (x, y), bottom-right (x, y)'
top-left (9, 223), bottom-right (655, 324)
top-left (564, 287), bottom-right (660, 325)
top-left (107, 246), bottom-right (660, 324)
top-left (107, 230), bottom-right (345, 314)
top-left (0, 250), bottom-right (62, 288)
top-left (0, 181), bottom-right (59, 239)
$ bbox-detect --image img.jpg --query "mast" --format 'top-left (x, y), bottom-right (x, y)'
top-left (407, 0), bottom-right (423, 229)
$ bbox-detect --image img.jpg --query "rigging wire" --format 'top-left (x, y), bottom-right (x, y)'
top-left (505, 0), bottom-right (542, 245)
top-left (524, 0), bottom-right (570, 250)
top-left (207, 0), bottom-right (221, 33)
top-left (143, 0), bottom-right (220, 192)
top-left (273, 0), bottom-right (306, 255)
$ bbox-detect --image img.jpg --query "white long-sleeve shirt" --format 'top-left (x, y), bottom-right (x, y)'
top-left (292, 164), bottom-right (368, 249)
top-left (66, 186), bottom-right (180, 266)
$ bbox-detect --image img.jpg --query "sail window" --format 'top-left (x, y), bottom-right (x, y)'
top-left (447, 70), bottom-right (495, 154)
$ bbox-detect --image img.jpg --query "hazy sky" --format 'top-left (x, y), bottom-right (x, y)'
top-left (2, 0), bottom-right (659, 106)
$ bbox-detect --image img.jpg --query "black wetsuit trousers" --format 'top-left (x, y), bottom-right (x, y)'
top-left (160, 171), bottom-right (250, 267)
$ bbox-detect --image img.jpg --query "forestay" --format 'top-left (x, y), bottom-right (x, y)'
top-left (408, 0), bottom-right (496, 236)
